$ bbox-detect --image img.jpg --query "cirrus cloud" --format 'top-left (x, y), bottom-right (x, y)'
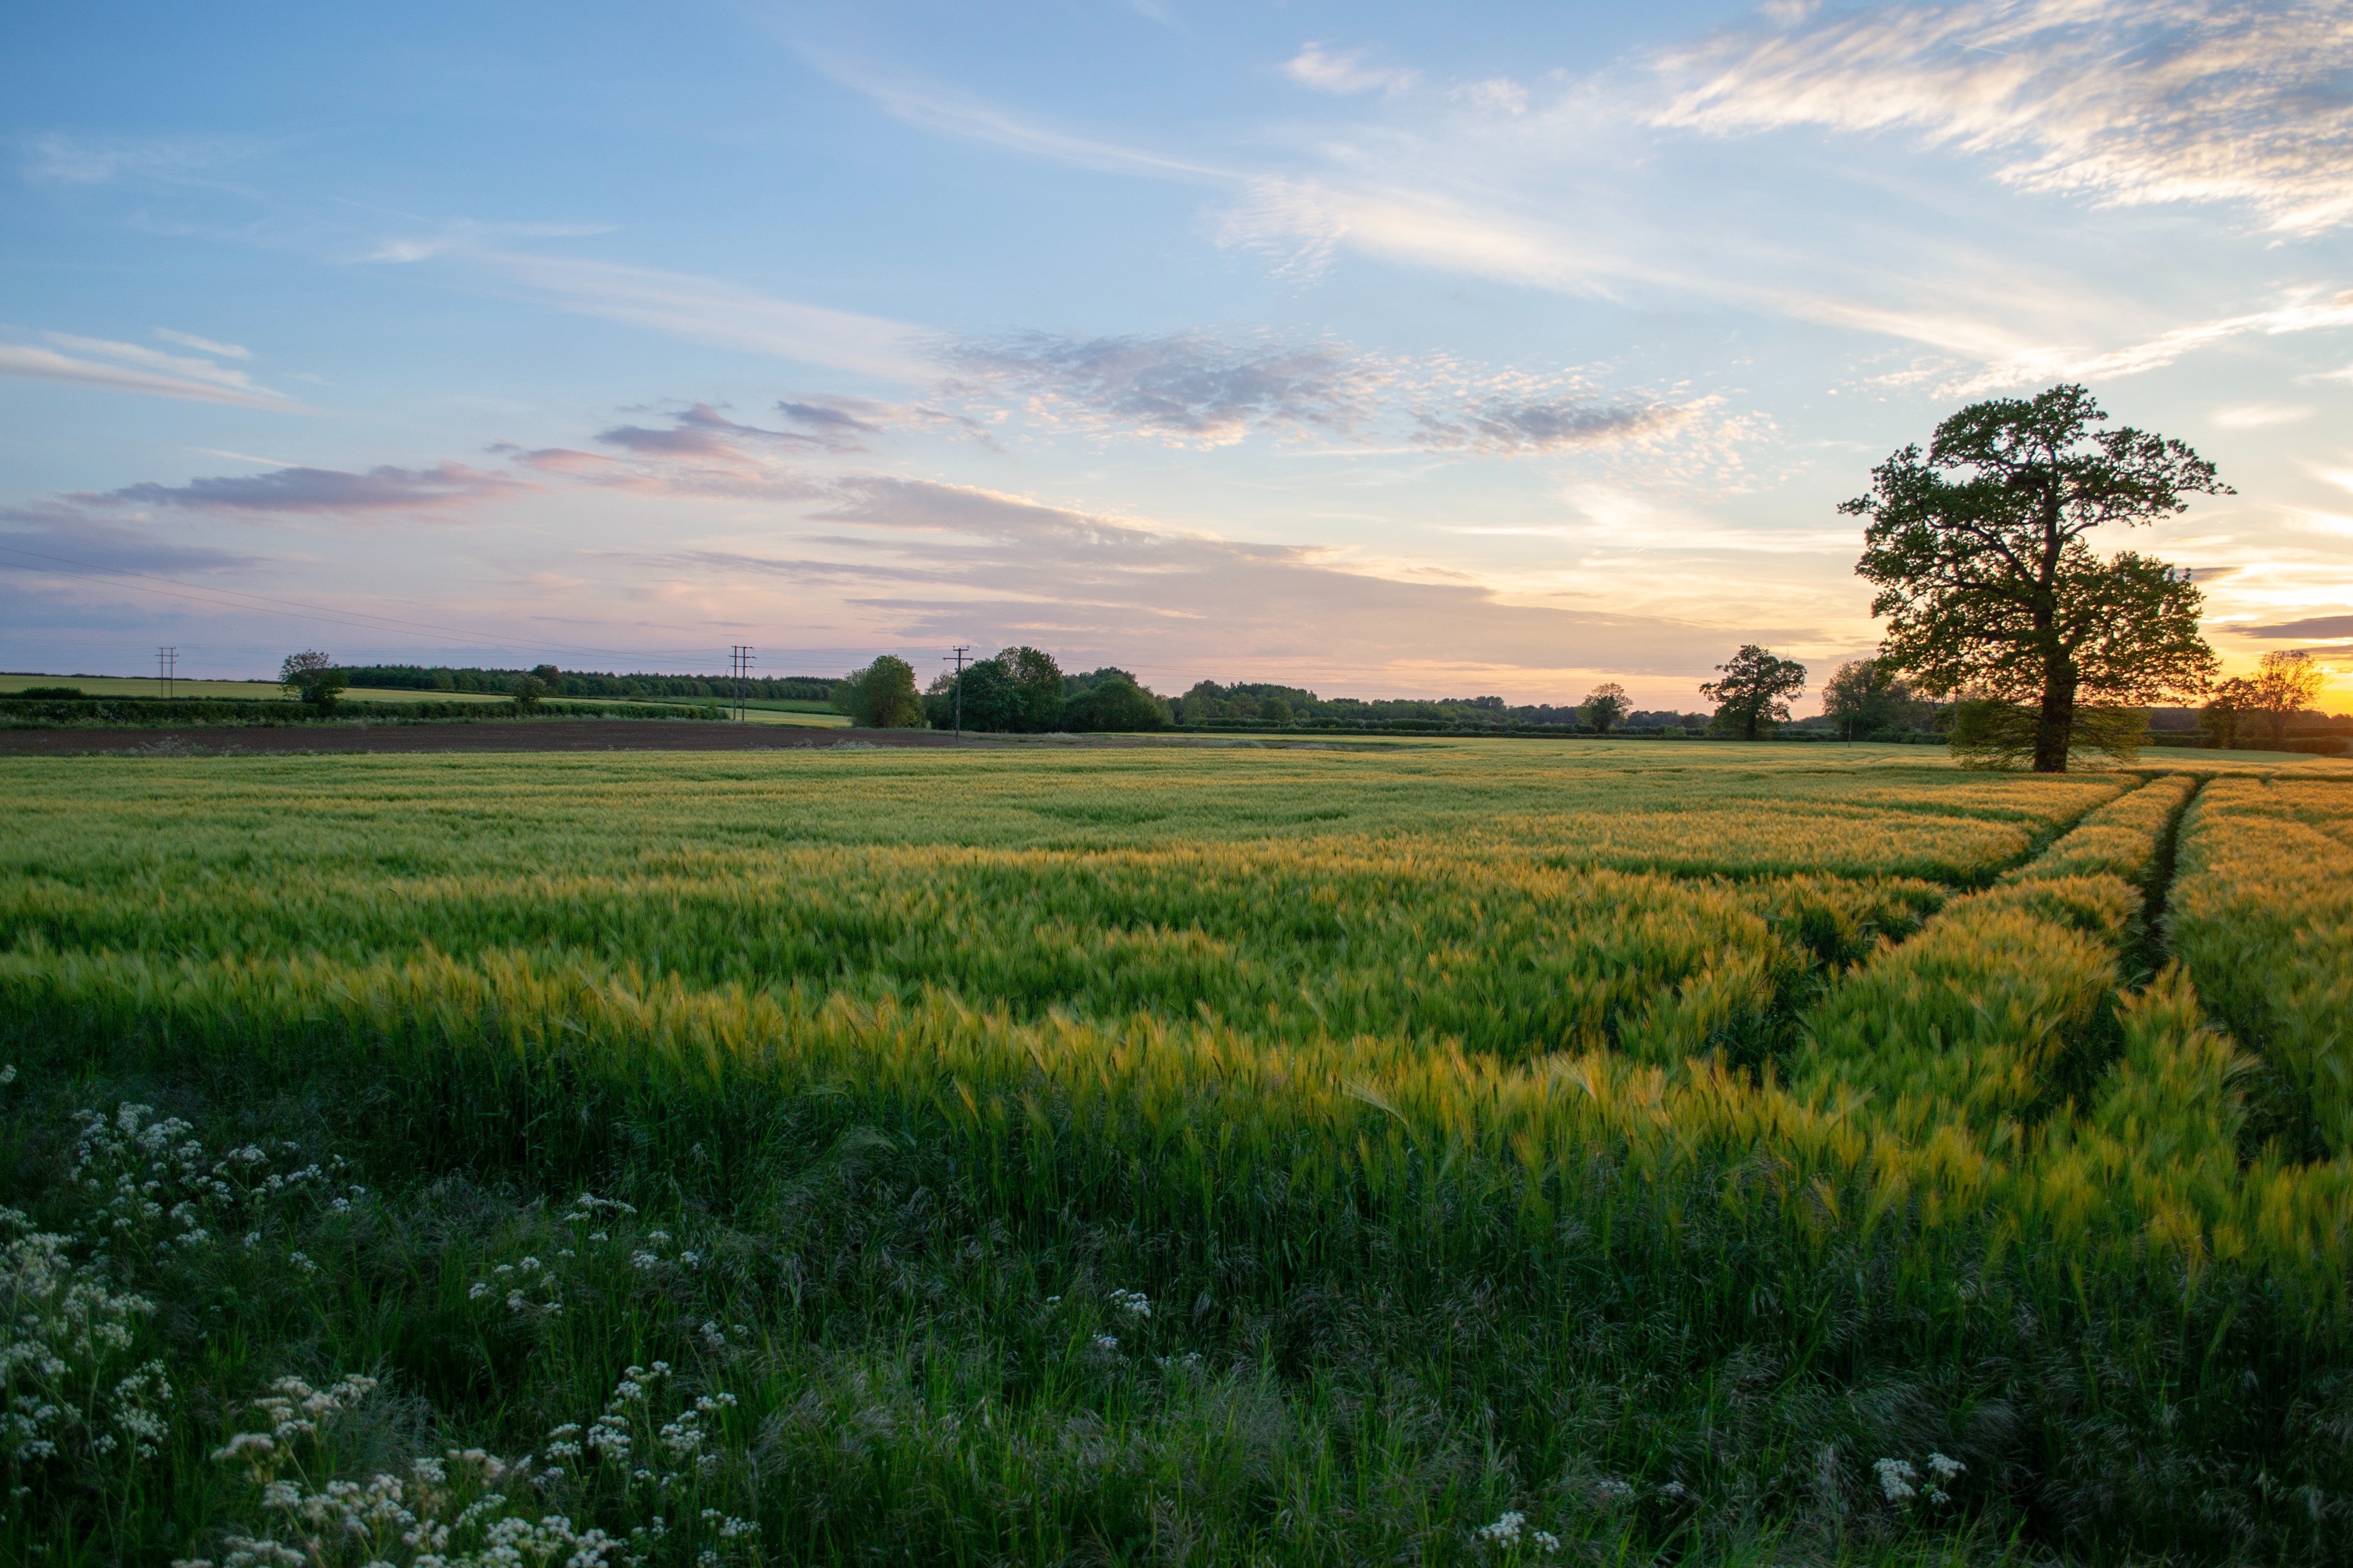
top-left (1656, 0), bottom-right (2353, 235)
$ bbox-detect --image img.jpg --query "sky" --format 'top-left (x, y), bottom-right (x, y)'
top-left (3, 0), bottom-right (2350, 710)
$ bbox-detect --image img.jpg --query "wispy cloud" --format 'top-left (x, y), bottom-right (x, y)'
top-left (18, 130), bottom-right (260, 186)
top-left (459, 252), bottom-right (935, 379)
top-left (1656, 0), bottom-right (2353, 235)
top-left (96, 462), bottom-right (533, 515)
top-left (153, 328), bottom-right (251, 360)
top-left (595, 403), bottom-right (824, 460)
top-left (1416, 394), bottom-right (1694, 455)
top-left (1216, 174), bottom-right (1630, 293)
top-left (1283, 43), bottom-right (1421, 97)
top-left (2213, 402), bottom-right (2314, 429)
top-left (944, 331), bottom-right (1391, 445)
top-left (44, 333), bottom-right (262, 393)
top-left (804, 51), bottom-right (1234, 184)
top-left (1938, 285), bottom-right (2353, 393)
top-left (778, 394), bottom-right (997, 449)
top-left (0, 336), bottom-right (300, 410)
top-left (938, 328), bottom-right (1765, 480)
top-left (2236, 613), bottom-right (2353, 640)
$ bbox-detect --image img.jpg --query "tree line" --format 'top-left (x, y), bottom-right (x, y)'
top-left (324, 664), bottom-right (837, 703)
top-left (306, 394), bottom-right (2341, 769)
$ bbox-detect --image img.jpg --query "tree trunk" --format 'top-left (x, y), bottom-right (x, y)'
top-left (2033, 664), bottom-right (2075, 773)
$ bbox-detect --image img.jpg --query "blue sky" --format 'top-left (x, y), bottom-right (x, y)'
top-left (4, 0), bottom-right (2350, 708)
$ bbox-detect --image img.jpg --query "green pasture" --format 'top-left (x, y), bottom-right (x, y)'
top-left (3, 741), bottom-right (2350, 1566)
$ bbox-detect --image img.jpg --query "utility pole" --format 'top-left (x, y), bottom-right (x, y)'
top-left (157, 646), bottom-right (176, 700)
top-left (945, 645), bottom-right (971, 740)
top-left (728, 645), bottom-right (755, 721)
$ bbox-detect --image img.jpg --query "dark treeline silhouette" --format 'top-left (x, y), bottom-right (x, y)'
top-left (332, 664), bottom-right (838, 702)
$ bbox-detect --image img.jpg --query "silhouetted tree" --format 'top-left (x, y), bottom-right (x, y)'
top-left (279, 650), bottom-right (348, 709)
top-left (1701, 646), bottom-right (1807, 740)
top-left (1845, 384), bottom-right (2223, 773)
top-left (1581, 682), bottom-right (1629, 734)
top-left (1821, 658), bottom-right (1915, 741)
top-left (2252, 650), bottom-right (2325, 750)
top-left (2200, 675), bottom-right (2257, 749)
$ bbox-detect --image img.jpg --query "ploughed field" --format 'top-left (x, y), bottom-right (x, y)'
top-left (4, 742), bottom-right (2350, 1565)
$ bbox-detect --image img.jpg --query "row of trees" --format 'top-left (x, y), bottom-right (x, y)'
top-left (832, 649), bottom-right (1170, 733)
top-left (328, 664), bottom-right (837, 703)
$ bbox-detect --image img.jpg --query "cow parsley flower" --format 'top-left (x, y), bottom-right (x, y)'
top-left (1477, 1511), bottom-right (1525, 1546)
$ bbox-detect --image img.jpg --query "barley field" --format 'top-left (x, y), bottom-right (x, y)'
top-left (4, 740), bottom-right (2351, 1566)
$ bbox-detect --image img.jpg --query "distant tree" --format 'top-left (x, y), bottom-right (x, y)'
top-left (1063, 677), bottom-right (1167, 732)
top-left (1820, 657), bottom-right (1917, 741)
top-left (512, 674), bottom-right (548, 712)
top-left (833, 655), bottom-right (924, 728)
top-left (530, 663), bottom-right (563, 691)
top-left (1845, 383), bottom-right (2225, 773)
top-left (1581, 681), bottom-right (1629, 734)
top-left (2251, 650), bottom-right (2325, 750)
top-left (279, 650), bottom-right (348, 709)
top-left (2200, 674), bottom-right (2257, 749)
top-left (1700, 646), bottom-right (1807, 740)
top-left (923, 654), bottom-right (1032, 732)
top-left (1261, 696), bottom-right (1294, 726)
top-left (998, 646), bottom-right (1066, 731)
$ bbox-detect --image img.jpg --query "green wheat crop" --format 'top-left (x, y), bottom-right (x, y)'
top-left (3, 741), bottom-right (2349, 1566)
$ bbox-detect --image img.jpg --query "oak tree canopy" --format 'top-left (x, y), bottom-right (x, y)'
top-left (1844, 384), bottom-right (2223, 772)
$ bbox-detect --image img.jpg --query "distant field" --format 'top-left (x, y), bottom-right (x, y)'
top-left (0, 672), bottom-right (850, 723)
top-left (0, 671), bottom-right (291, 699)
top-left (4, 741), bottom-right (2350, 1564)
top-left (0, 673), bottom-right (512, 704)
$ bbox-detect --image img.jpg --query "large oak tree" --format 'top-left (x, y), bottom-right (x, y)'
top-left (1843, 384), bottom-right (2224, 772)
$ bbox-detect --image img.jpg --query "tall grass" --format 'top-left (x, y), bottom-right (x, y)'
top-left (2168, 776), bottom-right (2353, 1156)
top-left (3, 747), bottom-right (2348, 1565)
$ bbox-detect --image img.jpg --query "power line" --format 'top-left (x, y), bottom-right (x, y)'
top-left (728, 645), bottom-right (755, 722)
top-left (945, 644), bottom-right (971, 741)
top-left (157, 645), bottom-right (176, 700)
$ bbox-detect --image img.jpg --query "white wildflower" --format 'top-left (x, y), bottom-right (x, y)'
top-left (1477, 1510), bottom-right (1525, 1546)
